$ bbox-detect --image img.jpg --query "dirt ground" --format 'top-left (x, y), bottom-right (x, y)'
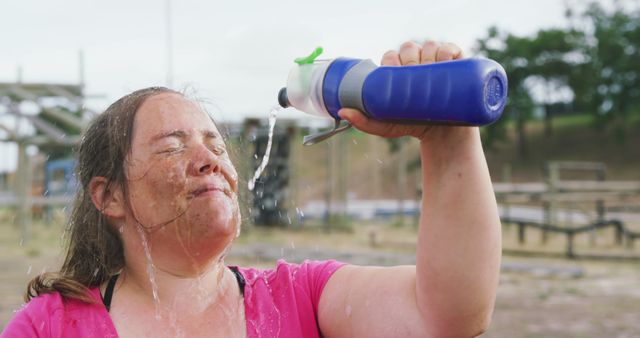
top-left (1, 217), bottom-right (639, 337)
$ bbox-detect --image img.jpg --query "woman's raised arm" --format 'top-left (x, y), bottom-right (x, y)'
top-left (317, 41), bottom-right (502, 338)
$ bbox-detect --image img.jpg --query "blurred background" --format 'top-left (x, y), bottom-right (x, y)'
top-left (1, 0), bottom-right (640, 336)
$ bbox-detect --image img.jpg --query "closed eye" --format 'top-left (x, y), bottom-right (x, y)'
top-left (159, 145), bottom-right (185, 154)
top-left (210, 144), bottom-right (226, 155)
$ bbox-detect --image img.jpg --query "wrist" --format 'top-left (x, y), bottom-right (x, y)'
top-left (419, 126), bottom-right (480, 147)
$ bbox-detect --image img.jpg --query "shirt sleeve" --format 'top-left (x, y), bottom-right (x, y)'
top-left (1, 297), bottom-right (60, 338)
top-left (291, 259), bottom-right (346, 315)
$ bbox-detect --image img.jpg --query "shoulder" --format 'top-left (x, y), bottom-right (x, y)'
top-left (1, 288), bottom-right (115, 338)
top-left (236, 259), bottom-right (346, 286)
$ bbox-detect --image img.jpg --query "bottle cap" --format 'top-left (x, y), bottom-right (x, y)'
top-left (278, 87), bottom-right (291, 108)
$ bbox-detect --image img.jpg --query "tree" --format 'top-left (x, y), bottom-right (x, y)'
top-left (569, 2), bottom-right (640, 141)
top-left (527, 28), bottom-right (584, 136)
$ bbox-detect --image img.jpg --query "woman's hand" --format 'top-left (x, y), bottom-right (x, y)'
top-left (338, 40), bottom-right (464, 141)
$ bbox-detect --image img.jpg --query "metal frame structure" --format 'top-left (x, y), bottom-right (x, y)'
top-left (0, 81), bottom-right (89, 242)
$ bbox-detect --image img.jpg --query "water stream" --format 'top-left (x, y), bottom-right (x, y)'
top-left (136, 224), bottom-right (162, 320)
top-left (248, 107), bottom-right (280, 191)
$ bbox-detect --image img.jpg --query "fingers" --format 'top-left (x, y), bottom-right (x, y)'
top-left (381, 50), bottom-right (401, 66)
top-left (420, 40), bottom-right (464, 64)
top-left (398, 41), bottom-right (421, 65)
top-left (339, 108), bottom-right (388, 136)
top-left (339, 108), bottom-right (419, 139)
top-left (437, 42), bottom-right (464, 61)
top-left (384, 40), bottom-right (464, 66)
top-left (420, 40), bottom-right (440, 64)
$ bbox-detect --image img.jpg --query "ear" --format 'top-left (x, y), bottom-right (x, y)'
top-left (89, 177), bottom-right (126, 219)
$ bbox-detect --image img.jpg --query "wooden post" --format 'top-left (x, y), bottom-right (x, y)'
top-left (615, 223), bottom-right (624, 246)
top-left (337, 132), bottom-right (349, 224)
top-left (16, 141), bottom-right (33, 244)
top-left (596, 168), bottom-right (606, 221)
top-left (501, 163), bottom-right (512, 221)
top-left (324, 139), bottom-right (334, 232)
top-left (566, 232), bottom-right (575, 258)
top-left (78, 50), bottom-right (86, 110)
top-left (370, 136), bottom-right (382, 198)
top-left (290, 126), bottom-right (301, 226)
top-left (543, 162), bottom-right (559, 244)
top-left (413, 162), bottom-right (421, 228)
top-left (518, 223), bottom-right (526, 244)
top-left (397, 141), bottom-right (407, 226)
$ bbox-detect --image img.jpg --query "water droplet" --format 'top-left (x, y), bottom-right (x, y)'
top-left (352, 139), bottom-right (357, 145)
top-left (376, 158), bottom-right (383, 164)
top-left (26, 265), bottom-right (32, 275)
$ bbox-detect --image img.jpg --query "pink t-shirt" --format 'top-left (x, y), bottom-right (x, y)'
top-left (1, 260), bottom-right (345, 338)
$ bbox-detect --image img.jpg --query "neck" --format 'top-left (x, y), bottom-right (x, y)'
top-left (121, 252), bottom-right (237, 314)
top-left (118, 219), bottom-right (239, 315)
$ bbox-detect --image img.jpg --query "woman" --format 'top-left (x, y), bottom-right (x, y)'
top-left (2, 40), bottom-right (501, 338)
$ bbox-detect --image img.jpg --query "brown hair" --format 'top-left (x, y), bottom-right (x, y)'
top-left (25, 87), bottom-right (181, 303)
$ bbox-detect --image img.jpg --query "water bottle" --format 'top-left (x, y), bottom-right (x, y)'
top-left (277, 48), bottom-right (508, 145)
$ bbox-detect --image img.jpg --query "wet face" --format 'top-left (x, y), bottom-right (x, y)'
top-left (124, 93), bottom-right (240, 266)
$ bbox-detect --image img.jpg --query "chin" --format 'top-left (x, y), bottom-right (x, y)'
top-left (188, 203), bottom-right (239, 236)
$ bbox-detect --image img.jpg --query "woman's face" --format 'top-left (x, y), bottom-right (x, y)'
top-left (124, 93), bottom-right (240, 265)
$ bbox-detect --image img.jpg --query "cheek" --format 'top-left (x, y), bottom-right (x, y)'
top-left (220, 158), bottom-right (239, 190)
top-left (128, 158), bottom-right (190, 218)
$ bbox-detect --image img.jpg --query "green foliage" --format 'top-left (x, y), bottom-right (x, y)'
top-left (474, 1), bottom-right (640, 155)
top-left (573, 2), bottom-right (640, 137)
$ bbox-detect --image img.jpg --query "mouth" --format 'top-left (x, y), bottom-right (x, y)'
top-left (189, 184), bottom-right (232, 199)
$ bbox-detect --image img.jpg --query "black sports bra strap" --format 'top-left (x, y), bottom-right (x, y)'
top-left (102, 274), bottom-right (119, 312)
top-left (101, 269), bottom-right (243, 313)
top-left (229, 266), bottom-right (245, 296)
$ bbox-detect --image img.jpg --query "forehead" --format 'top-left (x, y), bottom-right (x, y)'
top-left (133, 93), bottom-right (218, 140)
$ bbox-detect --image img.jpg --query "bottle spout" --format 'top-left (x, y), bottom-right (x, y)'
top-left (278, 87), bottom-right (291, 108)
top-left (302, 119), bottom-right (352, 146)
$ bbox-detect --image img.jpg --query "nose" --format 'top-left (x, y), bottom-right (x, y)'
top-left (190, 144), bottom-right (221, 176)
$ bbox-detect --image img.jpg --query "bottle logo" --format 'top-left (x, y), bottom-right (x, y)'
top-left (485, 75), bottom-right (504, 110)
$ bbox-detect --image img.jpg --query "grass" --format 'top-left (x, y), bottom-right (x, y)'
top-left (485, 113), bottom-right (640, 181)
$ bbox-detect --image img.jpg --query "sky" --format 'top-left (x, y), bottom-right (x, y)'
top-left (0, 0), bottom-right (575, 171)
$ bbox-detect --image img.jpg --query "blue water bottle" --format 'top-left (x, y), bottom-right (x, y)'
top-left (277, 47), bottom-right (508, 145)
